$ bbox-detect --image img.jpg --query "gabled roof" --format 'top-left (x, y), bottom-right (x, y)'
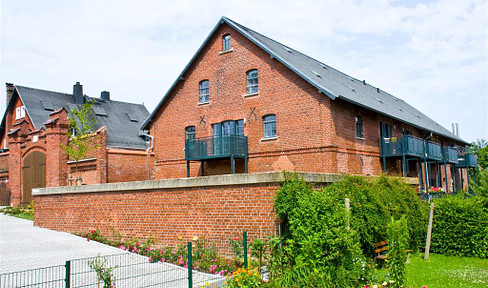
top-left (141, 16), bottom-right (465, 144)
top-left (1, 85), bottom-right (150, 150)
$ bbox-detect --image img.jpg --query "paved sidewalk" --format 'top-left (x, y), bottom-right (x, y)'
top-left (0, 214), bottom-right (224, 287)
top-left (0, 214), bottom-right (125, 274)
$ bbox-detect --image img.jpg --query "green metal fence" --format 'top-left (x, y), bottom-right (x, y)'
top-left (0, 231), bottom-right (255, 288)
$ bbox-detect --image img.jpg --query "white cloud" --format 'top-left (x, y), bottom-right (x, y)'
top-left (1, 0), bottom-right (486, 142)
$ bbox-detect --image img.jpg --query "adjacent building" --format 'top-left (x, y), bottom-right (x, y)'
top-left (141, 17), bottom-right (476, 191)
top-left (0, 82), bottom-right (151, 206)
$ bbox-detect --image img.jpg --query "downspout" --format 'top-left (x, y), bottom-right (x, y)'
top-left (140, 131), bottom-right (154, 180)
top-left (423, 132), bottom-right (433, 192)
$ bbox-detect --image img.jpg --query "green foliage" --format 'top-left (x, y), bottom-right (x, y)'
top-left (1, 201), bottom-right (34, 220)
top-left (431, 195), bottom-right (488, 258)
top-left (88, 255), bottom-right (117, 288)
top-left (468, 139), bottom-right (488, 169)
top-left (273, 175), bottom-right (365, 287)
top-left (323, 175), bottom-right (428, 256)
top-left (472, 168), bottom-right (488, 197)
top-left (229, 237), bottom-right (243, 259)
top-left (62, 99), bottom-right (99, 172)
top-left (250, 238), bottom-right (267, 269)
top-left (225, 266), bottom-right (261, 288)
top-left (387, 216), bottom-right (409, 288)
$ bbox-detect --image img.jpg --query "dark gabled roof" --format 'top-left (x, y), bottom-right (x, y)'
top-left (141, 16), bottom-right (465, 144)
top-left (1, 85), bottom-right (150, 150)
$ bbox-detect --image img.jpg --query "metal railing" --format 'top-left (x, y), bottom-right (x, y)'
top-left (425, 141), bottom-right (441, 160)
top-left (456, 153), bottom-right (478, 168)
top-left (0, 264), bottom-right (65, 288)
top-left (380, 135), bottom-right (424, 157)
top-left (185, 135), bottom-right (248, 161)
top-left (442, 147), bottom-right (458, 164)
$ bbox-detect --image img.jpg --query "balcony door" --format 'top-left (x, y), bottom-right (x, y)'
top-left (212, 120), bottom-right (244, 156)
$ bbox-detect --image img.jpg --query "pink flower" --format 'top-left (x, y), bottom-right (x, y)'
top-left (136, 242), bottom-right (140, 246)
top-left (161, 258), bottom-right (166, 262)
top-left (422, 287), bottom-right (428, 288)
top-left (233, 238), bottom-right (238, 241)
top-left (119, 245), bottom-right (125, 250)
top-left (149, 256), bottom-right (153, 262)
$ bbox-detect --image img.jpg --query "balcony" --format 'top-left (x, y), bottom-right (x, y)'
top-left (456, 153), bottom-right (478, 168)
top-left (185, 135), bottom-right (248, 161)
top-left (425, 141), bottom-right (442, 161)
top-left (442, 147), bottom-right (458, 164)
top-left (381, 135), bottom-right (424, 158)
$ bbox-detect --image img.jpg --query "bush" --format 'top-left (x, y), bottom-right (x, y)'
top-left (273, 176), bottom-right (365, 287)
top-left (323, 175), bottom-right (428, 256)
top-left (387, 216), bottom-right (409, 288)
top-left (431, 194), bottom-right (488, 258)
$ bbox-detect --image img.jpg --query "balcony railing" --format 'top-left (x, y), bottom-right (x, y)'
top-left (456, 153), bottom-right (478, 168)
top-left (381, 135), bottom-right (424, 158)
top-left (185, 135), bottom-right (248, 161)
top-left (426, 141), bottom-right (442, 160)
top-left (442, 147), bottom-right (458, 164)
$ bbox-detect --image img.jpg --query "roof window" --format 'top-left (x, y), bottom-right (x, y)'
top-left (127, 112), bottom-right (138, 122)
top-left (375, 97), bottom-right (383, 104)
top-left (312, 71), bottom-right (322, 78)
top-left (92, 106), bottom-right (107, 116)
top-left (41, 99), bottom-right (54, 111)
top-left (283, 46), bottom-right (293, 53)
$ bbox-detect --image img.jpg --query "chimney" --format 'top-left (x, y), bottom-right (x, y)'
top-left (73, 82), bottom-right (84, 104)
top-left (6, 83), bottom-right (14, 107)
top-left (101, 91), bottom-right (110, 101)
top-left (452, 123), bottom-right (460, 137)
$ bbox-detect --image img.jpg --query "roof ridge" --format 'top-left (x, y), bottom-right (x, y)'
top-left (15, 85), bottom-right (73, 98)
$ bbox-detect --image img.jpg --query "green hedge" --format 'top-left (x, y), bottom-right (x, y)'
top-left (323, 175), bottom-right (428, 257)
top-left (431, 195), bottom-right (488, 258)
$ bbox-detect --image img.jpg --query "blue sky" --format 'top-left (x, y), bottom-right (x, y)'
top-left (1, 0), bottom-right (486, 143)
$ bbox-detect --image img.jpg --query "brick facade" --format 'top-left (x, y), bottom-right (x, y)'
top-left (146, 23), bottom-right (468, 192)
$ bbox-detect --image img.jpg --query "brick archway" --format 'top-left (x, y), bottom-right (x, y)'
top-left (22, 151), bottom-right (46, 204)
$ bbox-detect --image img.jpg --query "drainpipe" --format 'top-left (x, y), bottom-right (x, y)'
top-left (423, 132), bottom-right (433, 192)
top-left (140, 131), bottom-right (154, 180)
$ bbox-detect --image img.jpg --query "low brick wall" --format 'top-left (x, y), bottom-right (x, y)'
top-left (33, 172), bottom-right (417, 254)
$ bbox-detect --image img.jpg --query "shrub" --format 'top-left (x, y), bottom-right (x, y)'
top-left (323, 175), bottom-right (428, 256)
top-left (273, 175), bottom-right (365, 287)
top-left (387, 216), bottom-right (409, 288)
top-left (431, 194), bottom-right (488, 258)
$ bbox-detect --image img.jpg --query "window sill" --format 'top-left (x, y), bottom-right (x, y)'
top-left (356, 137), bottom-right (366, 141)
top-left (243, 92), bottom-right (259, 98)
top-left (219, 48), bottom-right (234, 55)
top-left (197, 101), bottom-right (210, 106)
top-left (261, 136), bottom-right (278, 142)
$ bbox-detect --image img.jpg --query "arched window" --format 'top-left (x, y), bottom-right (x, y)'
top-left (199, 80), bottom-right (209, 103)
top-left (222, 34), bottom-right (231, 51)
top-left (263, 114), bottom-right (276, 138)
top-left (246, 69), bottom-right (258, 94)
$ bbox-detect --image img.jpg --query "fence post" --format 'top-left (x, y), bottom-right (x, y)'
top-left (243, 231), bottom-right (248, 269)
top-left (65, 260), bottom-right (71, 288)
top-left (188, 242), bottom-right (192, 288)
top-left (424, 203), bottom-right (435, 260)
top-left (345, 198), bottom-right (350, 229)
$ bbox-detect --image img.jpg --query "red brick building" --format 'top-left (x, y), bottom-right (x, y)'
top-left (142, 17), bottom-right (475, 192)
top-left (0, 82), bottom-right (151, 206)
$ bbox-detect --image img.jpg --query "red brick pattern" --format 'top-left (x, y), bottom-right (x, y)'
top-left (34, 183), bottom-right (281, 255)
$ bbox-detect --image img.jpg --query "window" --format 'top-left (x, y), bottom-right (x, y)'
top-left (263, 114), bottom-right (276, 138)
top-left (223, 34), bottom-right (231, 51)
top-left (199, 80), bottom-right (209, 103)
top-left (355, 116), bottom-right (363, 138)
top-left (185, 126), bottom-right (196, 141)
top-left (246, 70), bottom-right (258, 94)
top-left (15, 106), bottom-right (26, 120)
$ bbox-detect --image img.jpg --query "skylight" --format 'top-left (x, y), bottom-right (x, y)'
top-left (414, 113), bottom-right (420, 118)
top-left (40, 99), bottom-right (54, 111)
top-left (375, 97), bottom-right (383, 104)
top-left (312, 71), bottom-right (322, 78)
top-left (346, 85), bottom-right (356, 92)
top-left (92, 106), bottom-right (108, 116)
top-left (127, 112), bottom-right (138, 122)
top-left (395, 106), bottom-right (403, 112)
top-left (320, 64), bottom-right (327, 69)
top-left (283, 46), bottom-right (292, 53)
top-left (68, 103), bottom-right (79, 111)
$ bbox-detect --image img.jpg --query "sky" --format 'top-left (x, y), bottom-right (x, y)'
top-left (1, 0), bottom-right (487, 143)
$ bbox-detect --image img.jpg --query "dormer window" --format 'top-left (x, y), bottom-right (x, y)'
top-left (222, 34), bottom-right (231, 51)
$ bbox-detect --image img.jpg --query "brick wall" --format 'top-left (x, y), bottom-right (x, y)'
top-left (107, 149), bottom-right (153, 182)
top-left (34, 172), bottom-right (310, 254)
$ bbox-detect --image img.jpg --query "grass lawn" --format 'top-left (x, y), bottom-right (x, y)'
top-left (406, 253), bottom-right (488, 288)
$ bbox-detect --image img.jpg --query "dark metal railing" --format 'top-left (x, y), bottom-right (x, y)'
top-left (442, 147), bottom-right (458, 164)
top-left (380, 135), bottom-right (424, 158)
top-left (185, 135), bottom-right (248, 161)
top-left (456, 153), bottom-right (478, 168)
top-left (425, 141), bottom-right (442, 160)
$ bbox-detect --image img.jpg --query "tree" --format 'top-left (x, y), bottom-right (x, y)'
top-left (62, 99), bottom-right (98, 183)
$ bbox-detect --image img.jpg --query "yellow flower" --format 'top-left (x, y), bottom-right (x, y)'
top-left (178, 236), bottom-right (182, 240)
